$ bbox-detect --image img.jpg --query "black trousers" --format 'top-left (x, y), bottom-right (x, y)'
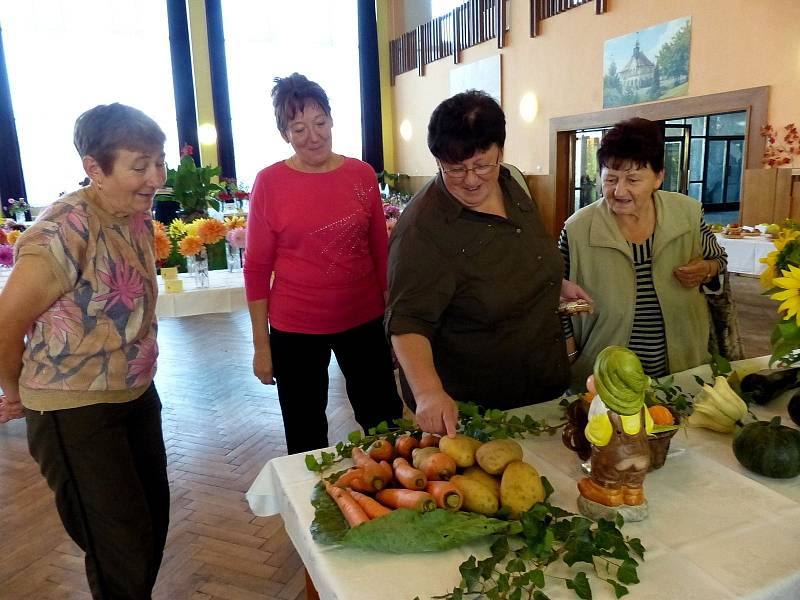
top-left (270, 317), bottom-right (402, 454)
top-left (25, 384), bottom-right (170, 600)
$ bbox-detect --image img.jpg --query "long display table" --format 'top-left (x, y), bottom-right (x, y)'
top-left (246, 357), bottom-right (800, 600)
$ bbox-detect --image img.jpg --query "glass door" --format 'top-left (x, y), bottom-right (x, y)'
top-left (663, 125), bottom-right (690, 194)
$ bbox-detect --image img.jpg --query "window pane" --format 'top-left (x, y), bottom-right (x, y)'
top-left (688, 182), bottom-right (702, 201)
top-left (665, 118), bottom-right (685, 125)
top-left (222, 1), bottom-right (362, 188)
top-left (686, 116), bottom-right (706, 136)
top-left (725, 140), bottom-right (744, 202)
top-left (1, 1), bottom-right (179, 207)
top-left (664, 127), bottom-right (685, 137)
top-left (689, 138), bottom-right (705, 181)
top-left (704, 140), bottom-right (727, 203)
top-left (663, 141), bottom-right (682, 192)
top-left (708, 111), bottom-right (746, 136)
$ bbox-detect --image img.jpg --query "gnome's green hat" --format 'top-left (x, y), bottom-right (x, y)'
top-left (593, 346), bottom-right (650, 416)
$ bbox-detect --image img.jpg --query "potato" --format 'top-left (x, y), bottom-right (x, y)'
top-left (439, 434), bottom-right (482, 468)
top-left (500, 461), bottom-right (545, 519)
top-left (411, 447), bottom-right (439, 470)
top-left (475, 439), bottom-right (523, 475)
top-left (449, 475), bottom-right (499, 516)
top-left (461, 465), bottom-right (500, 498)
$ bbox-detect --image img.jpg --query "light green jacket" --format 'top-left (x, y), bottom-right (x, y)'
top-left (565, 191), bottom-right (710, 390)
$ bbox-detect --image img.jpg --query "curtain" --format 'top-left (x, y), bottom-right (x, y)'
top-left (357, 0), bottom-right (383, 172)
top-left (167, 0), bottom-right (200, 165)
top-left (205, 0), bottom-right (236, 181)
top-left (0, 21), bottom-right (27, 217)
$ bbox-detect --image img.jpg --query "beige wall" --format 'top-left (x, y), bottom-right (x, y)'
top-left (389, 0), bottom-right (800, 176)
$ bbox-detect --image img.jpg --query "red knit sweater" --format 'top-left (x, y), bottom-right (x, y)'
top-left (243, 158), bottom-right (388, 334)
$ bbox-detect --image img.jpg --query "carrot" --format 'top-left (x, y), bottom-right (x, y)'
top-left (419, 432), bottom-right (441, 448)
top-left (415, 449), bottom-right (456, 481)
top-left (377, 460), bottom-right (394, 485)
top-left (348, 476), bottom-right (377, 494)
top-left (395, 434), bottom-right (419, 459)
top-left (324, 481), bottom-right (370, 527)
top-left (349, 489), bottom-right (392, 519)
top-left (392, 457), bottom-right (427, 490)
top-left (426, 481), bottom-right (463, 510)
top-left (376, 489), bottom-right (436, 512)
top-left (351, 447), bottom-right (388, 490)
top-left (368, 438), bottom-right (394, 462)
top-left (334, 467), bottom-right (365, 488)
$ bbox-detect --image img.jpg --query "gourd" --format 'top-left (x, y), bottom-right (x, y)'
top-left (740, 368), bottom-right (800, 405)
top-left (789, 391), bottom-right (800, 427)
top-left (732, 417), bottom-right (800, 479)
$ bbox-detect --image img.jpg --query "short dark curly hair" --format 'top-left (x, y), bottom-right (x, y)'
top-left (427, 90), bottom-right (505, 164)
top-left (73, 103), bottom-right (166, 174)
top-left (597, 117), bottom-right (665, 173)
top-left (271, 73), bottom-right (331, 135)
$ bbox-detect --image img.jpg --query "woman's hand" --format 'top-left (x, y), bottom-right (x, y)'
top-left (673, 259), bottom-right (714, 288)
top-left (0, 394), bottom-right (24, 423)
top-left (415, 388), bottom-right (459, 437)
top-left (561, 279), bottom-right (592, 303)
top-left (253, 347), bottom-right (275, 385)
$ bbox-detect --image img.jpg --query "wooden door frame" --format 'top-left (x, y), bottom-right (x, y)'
top-left (548, 86), bottom-right (769, 233)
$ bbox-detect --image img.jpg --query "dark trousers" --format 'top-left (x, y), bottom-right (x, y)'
top-left (25, 384), bottom-right (170, 600)
top-left (271, 317), bottom-right (402, 454)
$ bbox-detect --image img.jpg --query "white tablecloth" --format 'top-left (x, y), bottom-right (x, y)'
top-left (0, 268), bottom-right (245, 318)
top-left (715, 234), bottom-right (775, 276)
top-left (155, 270), bottom-right (246, 317)
top-left (246, 357), bottom-right (800, 600)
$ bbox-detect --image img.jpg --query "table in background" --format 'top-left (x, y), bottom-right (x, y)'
top-left (715, 233), bottom-right (774, 276)
top-left (246, 357), bottom-right (800, 600)
top-left (156, 270), bottom-right (245, 317)
top-left (0, 268), bottom-right (245, 318)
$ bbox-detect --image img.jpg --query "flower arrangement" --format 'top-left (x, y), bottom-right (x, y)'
top-left (156, 144), bottom-right (223, 219)
top-left (225, 216), bottom-right (247, 249)
top-left (383, 202), bottom-right (402, 236)
top-left (0, 220), bottom-right (22, 267)
top-left (169, 217), bottom-right (227, 259)
top-left (6, 197), bottom-right (30, 216)
top-left (759, 228), bottom-right (800, 364)
top-left (216, 179), bottom-right (250, 211)
top-left (761, 123), bottom-right (800, 168)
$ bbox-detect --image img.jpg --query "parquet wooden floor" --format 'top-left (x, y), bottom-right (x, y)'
top-left (0, 275), bottom-right (772, 599)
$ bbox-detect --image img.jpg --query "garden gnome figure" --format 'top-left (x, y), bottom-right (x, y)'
top-left (577, 346), bottom-right (654, 522)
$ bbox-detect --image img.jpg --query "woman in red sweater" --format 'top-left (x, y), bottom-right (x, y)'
top-left (244, 73), bottom-right (401, 454)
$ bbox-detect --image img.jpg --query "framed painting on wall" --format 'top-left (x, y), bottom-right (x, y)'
top-left (603, 17), bottom-right (691, 109)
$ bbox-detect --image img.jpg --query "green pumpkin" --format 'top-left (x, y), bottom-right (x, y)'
top-left (732, 417), bottom-right (800, 479)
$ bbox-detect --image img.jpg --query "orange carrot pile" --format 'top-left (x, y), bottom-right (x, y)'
top-left (376, 489), bottom-right (436, 512)
top-left (351, 447), bottom-right (389, 491)
top-left (392, 457), bottom-right (427, 490)
top-left (348, 489), bottom-right (392, 519)
top-left (324, 481), bottom-right (369, 527)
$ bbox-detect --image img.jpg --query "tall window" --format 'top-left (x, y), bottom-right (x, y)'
top-left (221, 1), bottom-right (362, 188)
top-left (1, 1), bottom-right (179, 206)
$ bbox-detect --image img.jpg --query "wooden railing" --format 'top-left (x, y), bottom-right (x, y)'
top-left (530, 0), bottom-right (606, 37)
top-left (389, 0), bottom-right (506, 84)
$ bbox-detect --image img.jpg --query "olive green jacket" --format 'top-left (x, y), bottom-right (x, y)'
top-left (564, 191), bottom-right (710, 390)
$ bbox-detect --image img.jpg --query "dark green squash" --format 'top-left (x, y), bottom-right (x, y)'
top-left (740, 368), bottom-right (800, 405)
top-left (789, 391), bottom-right (800, 427)
top-left (732, 417), bottom-right (800, 479)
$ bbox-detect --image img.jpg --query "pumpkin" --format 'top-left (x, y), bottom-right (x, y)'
top-left (789, 391), bottom-right (800, 427)
top-left (732, 417), bottom-right (800, 479)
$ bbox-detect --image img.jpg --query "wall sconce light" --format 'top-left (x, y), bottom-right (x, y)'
top-left (198, 123), bottom-right (218, 145)
top-left (399, 119), bottom-right (413, 141)
top-left (519, 92), bottom-right (539, 123)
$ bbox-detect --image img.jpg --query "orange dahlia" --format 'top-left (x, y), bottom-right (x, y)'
top-left (154, 230), bottom-right (172, 261)
top-left (197, 218), bottom-right (227, 245)
top-left (178, 235), bottom-right (204, 257)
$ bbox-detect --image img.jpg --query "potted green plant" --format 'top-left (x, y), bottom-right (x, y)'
top-left (156, 144), bottom-right (223, 221)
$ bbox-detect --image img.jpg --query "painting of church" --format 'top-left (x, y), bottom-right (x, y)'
top-left (603, 17), bottom-right (691, 108)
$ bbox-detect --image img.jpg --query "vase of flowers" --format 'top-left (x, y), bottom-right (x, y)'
top-left (224, 215), bottom-right (247, 272)
top-left (759, 227), bottom-right (800, 364)
top-left (7, 197), bottom-right (29, 222)
top-left (155, 144), bottom-right (223, 221)
top-left (167, 217), bottom-right (228, 287)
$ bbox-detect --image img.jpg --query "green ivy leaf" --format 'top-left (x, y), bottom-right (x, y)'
top-left (565, 571), bottom-right (592, 599)
top-left (627, 537), bottom-right (646, 560)
top-left (617, 559), bottom-right (640, 584)
top-left (533, 591), bottom-right (551, 600)
top-left (304, 454), bottom-right (322, 472)
top-left (605, 578), bottom-right (629, 598)
top-left (459, 556), bottom-right (479, 589)
top-left (531, 568), bottom-right (546, 588)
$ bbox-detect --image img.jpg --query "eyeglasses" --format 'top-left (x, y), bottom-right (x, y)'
top-left (439, 158), bottom-right (500, 180)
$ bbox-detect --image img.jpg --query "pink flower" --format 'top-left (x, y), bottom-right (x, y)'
top-left (94, 257), bottom-right (145, 311)
top-left (65, 203), bottom-right (89, 234)
top-left (128, 338), bottom-right (158, 386)
top-left (180, 143), bottom-right (194, 157)
top-left (226, 227), bottom-right (247, 249)
top-left (0, 244), bottom-right (12, 267)
top-left (37, 298), bottom-right (83, 343)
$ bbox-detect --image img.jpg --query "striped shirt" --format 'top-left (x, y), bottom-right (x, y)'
top-left (559, 212), bottom-right (727, 377)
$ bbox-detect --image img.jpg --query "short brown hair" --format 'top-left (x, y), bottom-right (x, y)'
top-left (73, 103), bottom-right (166, 174)
top-left (271, 73), bottom-right (331, 135)
top-left (597, 117), bottom-right (665, 173)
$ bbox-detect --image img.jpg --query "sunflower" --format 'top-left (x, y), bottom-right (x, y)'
top-left (771, 263), bottom-right (800, 326)
top-left (197, 218), bottom-right (227, 245)
top-left (168, 218), bottom-right (187, 240)
top-left (760, 250), bottom-right (779, 289)
top-left (178, 235), bottom-right (204, 258)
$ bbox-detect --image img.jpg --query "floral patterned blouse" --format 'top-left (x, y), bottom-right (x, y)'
top-left (14, 187), bottom-right (158, 411)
